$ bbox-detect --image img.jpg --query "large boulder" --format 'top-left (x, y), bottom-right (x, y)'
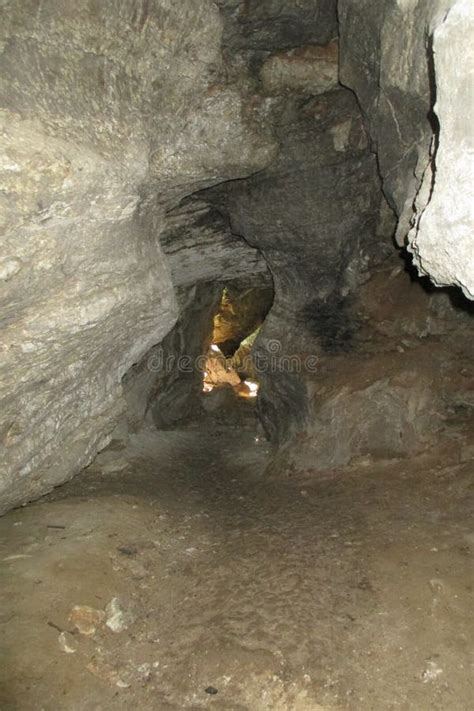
top-left (306, 372), bottom-right (439, 469)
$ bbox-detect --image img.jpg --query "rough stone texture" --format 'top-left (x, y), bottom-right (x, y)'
top-left (0, 107), bottom-right (178, 513)
top-left (275, 258), bottom-right (474, 472)
top-left (356, 260), bottom-right (474, 340)
top-left (338, 0), bottom-right (445, 242)
top-left (210, 89), bottom-right (381, 353)
top-left (260, 42), bottom-right (339, 95)
top-left (302, 372), bottom-right (440, 469)
top-left (123, 200), bottom-right (273, 430)
top-left (407, 0), bottom-right (474, 298)
top-left (338, 0), bottom-right (473, 299)
top-left (212, 284), bottom-right (274, 353)
top-left (2, 0), bottom-right (472, 513)
top-left (205, 88), bottom-right (382, 441)
top-left (123, 284), bottom-right (221, 432)
top-left (0, 0), bottom-right (275, 513)
top-left (159, 200), bottom-right (270, 289)
top-left (216, 0), bottom-right (338, 54)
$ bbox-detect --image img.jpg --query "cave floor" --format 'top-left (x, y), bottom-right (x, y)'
top-left (0, 409), bottom-right (473, 710)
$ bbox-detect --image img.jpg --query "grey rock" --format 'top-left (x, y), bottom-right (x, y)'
top-left (285, 372), bottom-right (441, 471)
top-left (407, 0), bottom-right (474, 298)
top-left (123, 283), bottom-right (221, 431)
top-left (105, 597), bottom-right (136, 633)
top-left (160, 200), bottom-right (271, 289)
top-left (1, 0), bottom-right (472, 514)
top-left (0, 0), bottom-right (275, 512)
top-left (216, 0), bottom-right (338, 53)
top-left (338, 0), bottom-right (473, 299)
top-left (204, 88), bottom-right (382, 441)
top-left (260, 42), bottom-right (339, 95)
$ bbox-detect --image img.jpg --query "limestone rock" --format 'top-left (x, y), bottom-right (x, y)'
top-left (407, 0), bottom-right (474, 299)
top-left (260, 42), bottom-right (339, 95)
top-left (205, 349), bottom-right (242, 389)
top-left (205, 88), bottom-right (381, 441)
top-left (338, 0), bottom-right (473, 299)
top-left (159, 201), bottom-right (271, 289)
top-left (309, 375), bottom-right (439, 468)
top-left (212, 285), bottom-right (273, 353)
top-left (281, 369), bottom-right (440, 472)
top-left (0, 0), bottom-right (275, 512)
top-left (216, 0), bottom-right (338, 53)
top-left (123, 283), bottom-right (221, 431)
top-left (338, 0), bottom-right (443, 241)
top-left (212, 89), bottom-right (380, 351)
top-left (105, 597), bottom-right (136, 633)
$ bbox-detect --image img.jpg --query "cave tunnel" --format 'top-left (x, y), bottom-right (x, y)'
top-left (1, 1), bottom-right (473, 708)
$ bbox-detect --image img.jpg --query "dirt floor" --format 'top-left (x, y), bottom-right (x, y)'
top-left (0, 405), bottom-right (473, 710)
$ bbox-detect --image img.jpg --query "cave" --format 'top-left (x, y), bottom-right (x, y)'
top-left (0, 1), bottom-right (473, 708)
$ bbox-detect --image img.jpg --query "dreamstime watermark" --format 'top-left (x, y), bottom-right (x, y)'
top-left (146, 339), bottom-right (319, 375)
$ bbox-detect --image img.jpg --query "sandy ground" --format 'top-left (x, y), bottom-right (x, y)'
top-left (0, 407), bottom-right (473, 710)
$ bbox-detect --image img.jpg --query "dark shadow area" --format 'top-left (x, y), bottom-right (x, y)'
top-left (400, 248), bottom-right (474, 315)
top-left (300, 295), bottom-right (358, 353)
top-left (426, 33), bottom-right (441, 143)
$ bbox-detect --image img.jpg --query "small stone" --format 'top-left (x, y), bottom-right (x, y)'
top-left (421, 659), bottom-right (443, 683)
top-left (69, 605), bottom-right (105, 636)
top-left (136, 663), bottom-right (152, 680)
top-left (205, 686), bottom-right (218, 695)
top-left (105, 597), bottom-right (136, 633)
top-left (117, 545), bottom-right (138, 556)
top-left (429, 578), bottom-right (444, 593)
top-left (58, 631), bottom-right (78, 654)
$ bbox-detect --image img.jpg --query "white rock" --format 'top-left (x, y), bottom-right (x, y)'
top-left (58, 631), bottom-right (78, 654)
top-left (408, 0), bottom-right (474, 299)
top-left (105, 597), bottom-right (136, 633)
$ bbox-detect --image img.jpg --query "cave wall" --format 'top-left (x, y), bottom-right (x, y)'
top-left (277, 257), bottom-right (474, 473)
top-left (202, 36), bottom-right (384, 441)
top-left (202, 0), bottom-right (473, 447)
top-left (212, 283), bottom-right (274, 354)
top-left (222, 87), bottom-right (383, 440)
top-left (122, 200), bottom-right (271, 430)
top-left (123, 282), bottom-right (221, 432)
top-left (338, 0), bottom-right (474, 297)
top-left (407, 0), bottom-right (474, 298)
top-left (0, 0), bottom-right (471, 510)
top-left (0, 0), bottom-right (276, 513)
top-left (217, 88), bottom-right (381, 353)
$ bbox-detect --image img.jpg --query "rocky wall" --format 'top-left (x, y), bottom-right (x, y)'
top-left (338, 0), bottom-right (474, 297)
top-left (0, 0), bottom-right (275, 512)
top-left (205, 86), bottom-right (382, 441)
